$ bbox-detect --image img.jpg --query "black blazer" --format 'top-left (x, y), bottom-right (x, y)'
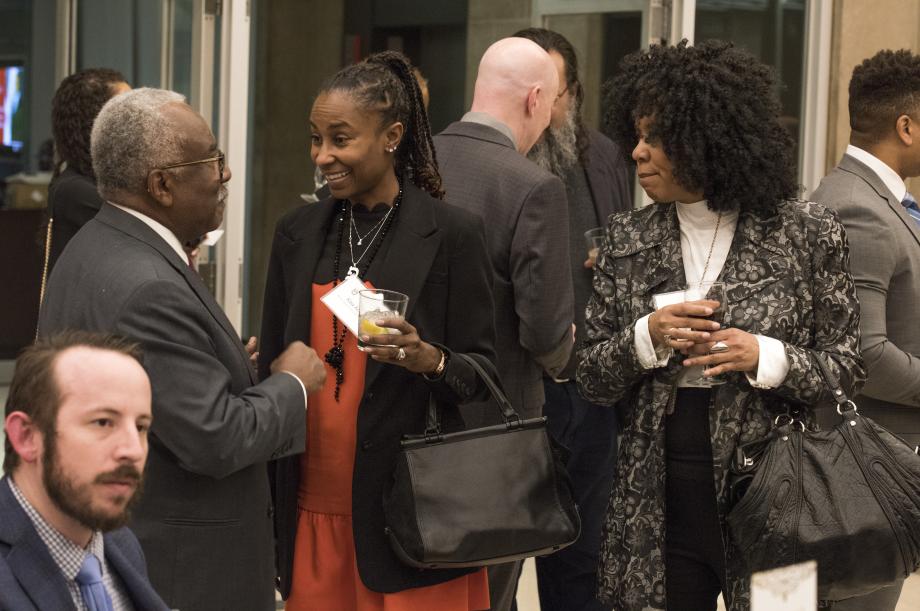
top-left (585, 128), bottom-right (634, 223)
top-left (258, 183), bottom-right (498, 596)
top-left (46, 167), bottom-right (104, 272)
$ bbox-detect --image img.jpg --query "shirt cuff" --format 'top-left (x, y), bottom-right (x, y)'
top-left (635, 313), bottom-right (671, 369)
top-left (279, 370), bottom-right (309, 409)
top-left (746, 335), bottom-right (790, 389)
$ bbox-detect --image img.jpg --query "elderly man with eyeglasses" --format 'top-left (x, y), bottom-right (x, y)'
top-left (37, 88), bottom-right (327, 611)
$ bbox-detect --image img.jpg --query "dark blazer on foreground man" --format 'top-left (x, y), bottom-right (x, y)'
top-left (813, 154), bottom-right (920, 445)
top-left (38, 204), bottom-right (307, 611)
top-left (259, 184), bottom-right (497, 596)
top-left (0, 477), bottom-right (168, 611)
top-left (434, 120), bottom-right (573, 421)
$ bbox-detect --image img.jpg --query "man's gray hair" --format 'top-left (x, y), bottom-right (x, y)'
top-left (90, 87), bottom-right (187, 197)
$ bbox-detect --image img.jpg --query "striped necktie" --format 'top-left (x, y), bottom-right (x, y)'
top-left (902, 192), bottom-right (920, 228)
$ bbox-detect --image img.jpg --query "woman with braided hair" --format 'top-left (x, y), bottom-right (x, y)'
top-left (258, 50), bottom-right (495, 610)
top-left (576, 40), bottom-right (864, 610)
top-left (46, 68), bottom-right (129, 271)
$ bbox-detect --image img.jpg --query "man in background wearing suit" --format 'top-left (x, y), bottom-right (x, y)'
top-left (514, 27), bottom-right (633, 611)
top-left (434, 36), bottom-right (574, 611)
top-left (812, 48), bottom-right (920, 611)
top-left (1, 332), bottom-right (168, 610)
top-left (39, 88), bottom-right (326, 611)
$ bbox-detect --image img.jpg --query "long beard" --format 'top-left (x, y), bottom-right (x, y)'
top-left (528, 107), bottom-right (579, 177)
top-left (43, 435), bottom-right (144, 533)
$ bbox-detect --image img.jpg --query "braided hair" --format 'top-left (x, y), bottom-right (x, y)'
top-left (51, 68), bottom-right (126, 179)
top-left (320, 51), bottom-right (443, 199)
top-left (603, 40), bottom-right (798, 213)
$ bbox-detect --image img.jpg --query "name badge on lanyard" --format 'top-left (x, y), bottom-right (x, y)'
top-left (320, 273), bottom-right (366, 337)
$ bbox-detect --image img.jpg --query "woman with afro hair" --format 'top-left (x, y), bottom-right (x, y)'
top-left (576, 40), bottom-right (865, 610)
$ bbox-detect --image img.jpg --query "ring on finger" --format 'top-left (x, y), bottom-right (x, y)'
top-left (396, 347), bottom-right (407, 361)
top-left (662, 333), bottom-right (672, 344)
top-left (710, 341), bottom-right (729, 353)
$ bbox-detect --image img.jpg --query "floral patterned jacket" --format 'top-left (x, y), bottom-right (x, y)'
top-left (576, 200), bottom-right (865, 611)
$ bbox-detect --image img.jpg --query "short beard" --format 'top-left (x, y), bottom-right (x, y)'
top-left (528, 106), bottom-right (579, 177)
top-left (43, 433), bottom-right (143, 533)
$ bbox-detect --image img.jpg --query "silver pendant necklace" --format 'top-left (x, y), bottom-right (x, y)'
top-left (347, 203), bottom-right (393, 272)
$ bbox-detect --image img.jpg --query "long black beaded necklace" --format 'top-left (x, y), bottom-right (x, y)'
top-left (324, 184), bottom-right (403, 401)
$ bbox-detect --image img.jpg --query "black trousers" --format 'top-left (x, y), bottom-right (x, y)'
top-left (536, 379), bottom-right (618, 611)
top-left (665, 388), bottom-right (727, 611)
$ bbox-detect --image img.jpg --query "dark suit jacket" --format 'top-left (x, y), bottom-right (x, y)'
top-left (46, 168), bottom-right (104, 273)
top-left (812, 154), bottom-right (920, 444)
top-left (0, 477), bottom-right (169, 611)
top-left (585, 128), bottom-right (634, 223)
top-left (258, 184), bottom-right (498, 597)
top-left (38, 204), bottom-right (306, 611)
top-left (434, 120), bottom-right (574, 420)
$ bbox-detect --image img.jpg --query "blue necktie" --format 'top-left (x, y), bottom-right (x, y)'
top-left (902, 192), bottom-right (920, 228)
top-left (75, 554), bottom-right (115, 611)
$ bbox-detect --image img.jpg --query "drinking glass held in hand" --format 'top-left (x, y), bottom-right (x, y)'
top-left (357, 289), bottom-right (408, 350)
top-left (683, 282), bottom-right (727, 386)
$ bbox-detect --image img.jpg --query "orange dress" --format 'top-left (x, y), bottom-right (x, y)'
top-left (284, 283), bottom-right (490, 611)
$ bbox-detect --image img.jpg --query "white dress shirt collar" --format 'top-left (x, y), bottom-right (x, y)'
top-left (845, 144), bottom-right (907, 202)
top-left (108, 202), bottom-right (188, 264)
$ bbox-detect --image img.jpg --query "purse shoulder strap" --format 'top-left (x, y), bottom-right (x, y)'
top-left (35, 216), bottom-right (54, 341)
top-left (425, 353), bottom-right (522, 435)
top-left (808, 350), bottom-right (850, 409)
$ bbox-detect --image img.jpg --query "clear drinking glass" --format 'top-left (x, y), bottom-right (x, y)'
top-left (584, 227), bottom-right (605, 264)
top-left (357, 289), bottom-right (408, 350)
top-left (684, 281), bottom-right (727, 386)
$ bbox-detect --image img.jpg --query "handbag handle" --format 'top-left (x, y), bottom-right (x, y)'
top-left (807, 350), bottom-right (858, 416)
top-left (424, 352), bottom-right (523, 437)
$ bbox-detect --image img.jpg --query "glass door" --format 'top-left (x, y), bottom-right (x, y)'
top-left (71, 0), bottom-right (251, 331)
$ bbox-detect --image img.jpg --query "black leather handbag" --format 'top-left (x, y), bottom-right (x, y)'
top-left (383, 353), bottom-right (581, 569)
top-left (726, 352), bottom-right (920, 601)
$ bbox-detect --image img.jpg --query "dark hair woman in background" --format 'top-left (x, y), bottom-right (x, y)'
top-left (46, 68), bottom-right (129, 271)
top-left (577, 41), bottom-right (865, 611)
top-left (258, 51), bottom-right (496, 610)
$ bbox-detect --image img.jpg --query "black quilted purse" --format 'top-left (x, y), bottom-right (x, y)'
top-left (726, 352), bottom-right (920, 601)
top-left (383, 353), bottom-right (581, 568)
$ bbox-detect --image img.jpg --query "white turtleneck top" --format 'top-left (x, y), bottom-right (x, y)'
top-left (634, 200), bottom-right (789, 388)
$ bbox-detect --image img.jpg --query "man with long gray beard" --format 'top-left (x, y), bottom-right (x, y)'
top-left (38, 88), bottom-right (327, 611)
top-left (515, 28), bottom-right (633, 611)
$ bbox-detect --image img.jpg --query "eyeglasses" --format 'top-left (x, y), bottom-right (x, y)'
top-left (160, 150), bottom-right (225, 176)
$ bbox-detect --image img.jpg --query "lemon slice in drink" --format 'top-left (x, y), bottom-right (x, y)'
top-left (360, 318), bottom-right (389, 336)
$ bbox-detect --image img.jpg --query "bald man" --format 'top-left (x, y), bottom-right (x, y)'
top-left (434, 37), bottom-right (574, 611)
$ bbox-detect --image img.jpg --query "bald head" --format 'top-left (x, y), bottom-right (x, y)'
top-left (471, 37), bottom-right (559, 154)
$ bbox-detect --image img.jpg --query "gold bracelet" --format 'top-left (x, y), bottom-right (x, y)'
top-left (424, 349), bottom-right (447, 379)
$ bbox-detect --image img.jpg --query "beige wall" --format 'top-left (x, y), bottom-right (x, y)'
top-left (465, 0), bottom-right (533, 108)
top-left (826, 0), bottom-right (920, 173)
top-left (247, 0), bottom-right (345, 335)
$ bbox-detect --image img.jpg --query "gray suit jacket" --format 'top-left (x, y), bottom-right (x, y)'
top-left (434, 120), bottom-right (574, 419)
top-left (812, 154), bottom-right (920, 444)
top-left (38, 204), bottom-right (306, 611)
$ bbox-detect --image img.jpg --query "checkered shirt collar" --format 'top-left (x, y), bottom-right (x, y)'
top-left (8, 477), bottom-right (106, 581)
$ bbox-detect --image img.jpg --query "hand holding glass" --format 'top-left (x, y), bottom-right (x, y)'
top-left (684, 281), bottom-right (727, 386)
top-left (358, 289), bottom-right (408, 350)
top-left (584, 227), bottom-right (605, 266)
